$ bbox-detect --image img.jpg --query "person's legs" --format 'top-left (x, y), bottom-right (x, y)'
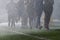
top-left (36, 12), bottom-right (42, 29)
top-left (11, 18), bottom-right (15, 27)
top-left (22, 17), bottom-right (27, 26)
top-left (44, 6), bottom-right (53, 30)
top-left (22, 16), bottom-right (28, 28)
top-left (29, 16), bottom-right (33, 29)
top-left (8, 15), bottom-right (11, 27)
top-left (36, 16), bottom-right (40, 28)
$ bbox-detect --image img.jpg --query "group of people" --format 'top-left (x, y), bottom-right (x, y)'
top-left (6, 0), bottom-right (19, 27)
top-left (6, 0), bottom-right (54, 30)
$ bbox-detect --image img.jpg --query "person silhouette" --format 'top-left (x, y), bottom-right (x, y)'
top-left (44, 0), bottom-right (54, 30)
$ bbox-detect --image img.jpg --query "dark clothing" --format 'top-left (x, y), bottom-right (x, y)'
top-left (6, 2), bottom-right (18, 20)
top-left (25, 0), bottom-right (43, 28)
top-left (35, 0), bottom-right (43, 28)
top-left (44, 6), bottom-right (53, 30)
top-left (17, 0), bottom-right (25, 16)
top-left (6, 2), bottom-right (18, 27)
top-left (44, 0), bottom-right (54, 30)
top-left (17, 0), bottom-right (28, 26)
top-left (35, 0), bottom-right (43, 13)
top-left (44, 0), bottom-right (54, 6)
top-left (26, 0), bottom-right (36, 18)
top-left (25, 0), bottom-right (36, 28)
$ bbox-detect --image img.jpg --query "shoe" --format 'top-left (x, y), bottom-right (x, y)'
top-left (39, 26), bottom-right (43, 29)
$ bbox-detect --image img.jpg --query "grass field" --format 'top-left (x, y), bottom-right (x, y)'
top-left (0, 29), bottom-right (60, 40)
top-left (0, 21), bottom-right (60, 40)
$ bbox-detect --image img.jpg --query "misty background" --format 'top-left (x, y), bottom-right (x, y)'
top-left (0, 0), bottom-right (60, 37)
top-left (0, 0), bottom-right (60, 24)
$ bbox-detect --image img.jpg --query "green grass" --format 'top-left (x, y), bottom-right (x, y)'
top-left (0, 30), bottom-right (60, 40)
top-left (0, 34), bottom-right (40, 40)
top-left (29, 30), bottom-right (60, 40)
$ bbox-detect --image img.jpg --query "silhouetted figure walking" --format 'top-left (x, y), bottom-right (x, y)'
top-left (6, 0), bottom-right (18, 27)
top-left (25, 0), bottom-right (37, 29)
top-left (35, 0), bottom-right (43, 29)
top-left (17, 0), bottom-right (28, 28)
top-left (44, 0), bottom-right (54, 30)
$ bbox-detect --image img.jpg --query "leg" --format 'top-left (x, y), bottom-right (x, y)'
top-left (11, 18), bottom-right (15, 27)
top-left (36, 12), bottom-right (42, 29)
top-left (29, 17), bottom-right (33, 29)
top-left (33, 17), bottom-right (37, 28)
top-left (8, 16), bottom-right (11, 27)
top-left (22, 17), bottom-right (27, 26)
top-left (44, 6), bottom-right (53, 30)
top-left (22, 16), bottom-right (28, 28)
top-left (36, 16), bottom-right (40, 28)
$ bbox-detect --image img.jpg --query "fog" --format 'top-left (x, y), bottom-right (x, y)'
top-left (0, 0), bottom-right (19, 22)
top-left (0, 0), bottom-right (60, 27)
top-left (52, 0), bottom-right (60, 19)
top-left (0, 0), bottom-right (60, 23)
top-left (0, 0), bottom-right (60, 36)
